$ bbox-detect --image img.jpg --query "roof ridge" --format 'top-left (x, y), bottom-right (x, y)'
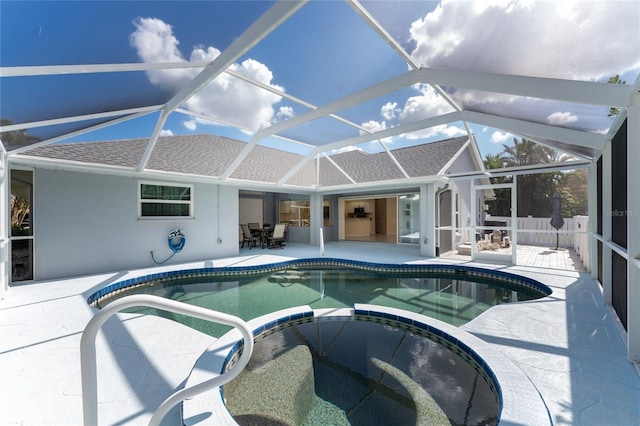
top-left (35, 133), bottom-right (245, 147)
top-left (387, 135), bottom-right (468, 153)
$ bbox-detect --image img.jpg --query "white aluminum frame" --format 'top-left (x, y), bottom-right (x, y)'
top-left (472, 182), bottom-right (517, 265)
top-left (138, 180), bottom-right (194, 220)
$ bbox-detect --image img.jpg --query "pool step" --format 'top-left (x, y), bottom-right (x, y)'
top-left (224, 345), bottom-right (316, 425)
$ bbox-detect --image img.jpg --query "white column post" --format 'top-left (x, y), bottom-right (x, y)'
top-left (421, 183), bottom-right (436, 257)
top-left (0, 145), bottom-right (8, 299)
top-left (309, 192), bottom-right (323, 246)
top-left (587, 160), bottom-right (599, 279)
top-left (602, 140), bottom-right (613, 304)
top-left (511, 176), bottom-right (518, 265)
top-left (627, 90), bottom-right (640, 363)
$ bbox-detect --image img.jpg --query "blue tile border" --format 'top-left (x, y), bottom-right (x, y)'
top-left (87, 258), bottom-right (552, 307)
top-left (221, 308), bottom-right (315, 373)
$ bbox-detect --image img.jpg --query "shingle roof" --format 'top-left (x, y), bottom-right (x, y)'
top-left (23, 134), bottom-right (315, 184)
top-left (318, 136), bottom-right (468, 186)
top-left (21, 134), bottom-right (472, 189)
top-left (325, 149), bottom-right (406, 183)
top-left (390, 136), bottom-right (468, 177)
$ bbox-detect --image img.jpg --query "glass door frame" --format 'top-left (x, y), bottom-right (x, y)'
top-left (398, 193), bottom-right (420, 245)
top-left (9, 167), bottom-right (35, 282)
top-left (471, 182), bottom-right (517, 264)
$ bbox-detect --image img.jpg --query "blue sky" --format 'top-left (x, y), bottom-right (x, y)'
top-left (2, 1), bottom-right (639, 159)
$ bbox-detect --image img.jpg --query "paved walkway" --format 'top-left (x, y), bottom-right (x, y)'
top-left (516, 245), bottom-right (586, 270)
top-left (1, 242), bottom-right (638, 425)
top-left (442, 244), bottom-right (586, 271)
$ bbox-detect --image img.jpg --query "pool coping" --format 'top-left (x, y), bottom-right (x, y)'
top-left (182, 304), bottom-right (551, 426)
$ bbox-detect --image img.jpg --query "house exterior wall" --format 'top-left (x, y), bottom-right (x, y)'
top-left (33, 168), bottom-right (239, 280)
top-left (239, 197), bottom-right (264, 227)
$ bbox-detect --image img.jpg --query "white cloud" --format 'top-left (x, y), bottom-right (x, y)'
top-left (362, 84), bottom-right (463, 142)
top-left (381, 102), bottom-right (400, 120)
top-left (396, 84), bottom-right (463, 139)
top-left (547, 111), bottom-right (578, 125)
top-left (399, 84), bottom-right (455, 123)
top-left (359, 117), bottom-right (465, 143)
top-left (328, 146), bottom-right (363, 155)
top-left (409, 1), bottom-right (640, 80)
top-left (402, 124), bottom-right (466, 140)
top-left (129, 18), bottom-right (191, 89)
top-left (359, 120), bottom-right (394, 144)
top-left (130, 17), bottom-right (284, 132)
top-left (275, 106), bottom-right (294, 121)
top-left (160, 129), bottom-right (174, 137)
top-left (361, 120), bottom-right (387, 134)
top-left (440, 125), bottom-right (466, 138)
top-left (490, 131), bottom-right (511, 143)
top-left (402, 2), bottom-right (635, 135)
top-left (183, 119), bottom-right (197, 131)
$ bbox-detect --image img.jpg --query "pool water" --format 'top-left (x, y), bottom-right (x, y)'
top-left (223, 316), bottom-right (500, 426)
top-left (111, 267), bottom-right (543, 337)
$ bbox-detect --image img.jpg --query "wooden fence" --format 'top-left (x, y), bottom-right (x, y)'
top-left (487, 215), bottom-right (588, 249)
top-left (573, 215), bottom-right (589, 270)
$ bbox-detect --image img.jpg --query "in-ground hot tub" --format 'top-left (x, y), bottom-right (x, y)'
top-left (182, 305), bottom-right (551, 426)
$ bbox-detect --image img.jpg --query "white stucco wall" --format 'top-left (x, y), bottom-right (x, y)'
top-left (239, 197), bottom-right (264, 226)
top-left (34, 169), bottom-right (239, 280)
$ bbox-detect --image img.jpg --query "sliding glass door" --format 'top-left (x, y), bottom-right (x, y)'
top-left (398, 193), bottom-right (420, 244)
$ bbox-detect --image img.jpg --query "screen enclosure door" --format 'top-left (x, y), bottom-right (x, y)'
top-left (472, 183), bottom-right (516, 264)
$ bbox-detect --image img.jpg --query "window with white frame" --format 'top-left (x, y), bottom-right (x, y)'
top-left (279, 199), bottom-right (310, 226)
top-left (139, 182), bottom-right (193, 218)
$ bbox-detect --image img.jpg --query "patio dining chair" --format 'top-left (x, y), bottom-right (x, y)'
top-left (240, 224), bottom-right (257, 249)
top-left (248, 222), bottom-right (263, 240)
top-left (267, 223), bottom-right (287, 249)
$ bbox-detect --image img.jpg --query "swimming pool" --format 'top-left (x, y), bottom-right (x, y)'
top-left (88, 259), bottom-right (552, 425)
top-left (89, 258), bottom-right (551, 333)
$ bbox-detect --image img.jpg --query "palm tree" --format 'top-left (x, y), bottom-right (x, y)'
top-left (486, 138), bottom-right (560, 217)
top-left (483, 153), bottom-right (511, 216)
top-left (607, 75), bottom-right (626, 117)
top-left (501, 138), bottom-right (556, 168)
top-left (484, 152), bottom-right (505, 170)
top-left (1, 118), bottom-right (41, 151)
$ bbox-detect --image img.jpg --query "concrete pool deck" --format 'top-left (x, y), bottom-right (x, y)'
top-left (1, 241), bottom-right (639, 425)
